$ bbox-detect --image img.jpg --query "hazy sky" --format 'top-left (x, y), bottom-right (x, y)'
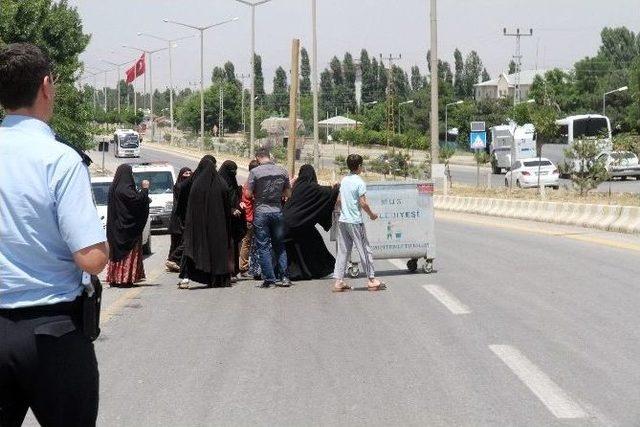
top-left (72, 0), bottom-right (639, 91)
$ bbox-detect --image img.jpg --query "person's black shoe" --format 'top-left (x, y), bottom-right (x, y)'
top-left (276, 278), bottom-right (293, 287)
top-left (257, 281), bottom-right (273, 288)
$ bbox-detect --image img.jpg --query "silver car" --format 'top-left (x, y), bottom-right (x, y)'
top-left (598, 151), bottom-right (640, 180)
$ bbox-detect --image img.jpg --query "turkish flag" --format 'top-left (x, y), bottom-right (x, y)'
top-left (135, 53), bottom-right (145, 78)
top-left (125, 64), bottom-right (136, 83)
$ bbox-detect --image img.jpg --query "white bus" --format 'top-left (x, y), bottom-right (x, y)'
top-left (113, 129), bottom-right (141, 158)
top-left (541, 114), bottom-right (612, 175)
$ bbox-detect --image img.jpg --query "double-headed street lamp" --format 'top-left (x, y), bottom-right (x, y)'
top-left (122, 45), bottom-right (168, 138)
top-left (444, 100), bottom-right (463, 145)
top-left (234, 0), bottom-right (272, 158)
top-left (137, 33), bottom-right (194, 144)
top-left (603, 86), bottom-right (628, 116)
top-left (163, 17), bottom-right (239, 141)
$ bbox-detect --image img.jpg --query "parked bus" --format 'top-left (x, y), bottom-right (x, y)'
top-left (113, 129), bottom-right (141, 158)
top-left (541, 114), bottom-right (612, 175)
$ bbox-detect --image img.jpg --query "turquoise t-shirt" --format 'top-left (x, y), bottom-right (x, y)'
top-left (338, 173), bottom-right (367, 224)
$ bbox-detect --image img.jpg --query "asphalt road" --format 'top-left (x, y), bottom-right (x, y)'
top-left (24, 144), bottom-right (639, 425)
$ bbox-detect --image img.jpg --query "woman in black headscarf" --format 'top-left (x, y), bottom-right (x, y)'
top-left (283, 164), bottom-right (340, 281)
top-left (106, 163), bottom-right (151, 287)
top-left (218, 160), bottom-right (246, 278)
top-left (166, 167), bottom-right (192, 272)
top-left (178, 156), bottom-right (232, 289)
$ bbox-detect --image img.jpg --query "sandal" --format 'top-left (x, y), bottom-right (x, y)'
top-left (332, 282), bottom-right (351, 293)
top-left (367, 280), bottom-right (386, 291)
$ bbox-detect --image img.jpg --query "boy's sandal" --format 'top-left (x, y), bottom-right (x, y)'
top-left (332, 283), bottom-right (351, 292)
top-left (367, 281), bottom-right (386, 291)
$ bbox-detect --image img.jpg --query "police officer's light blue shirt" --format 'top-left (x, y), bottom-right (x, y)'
top-left (0, 115), bottom-right (106, 309)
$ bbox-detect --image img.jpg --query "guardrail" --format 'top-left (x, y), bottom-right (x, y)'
top-left (433, 195), bottom-right (640, 235)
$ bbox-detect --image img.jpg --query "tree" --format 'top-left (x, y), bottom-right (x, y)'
top-left (224, 61), bottom-right (236, 82)
top-left (0, 0), bottom-right (92, 149)
top-left (391, 65), bottom-right (410, 100)
top-left (300, 47), bottom-right (311, 95)
top-left (377, 60), bottom-right (388, 102)
top-left (342, 52), bottom-right (357, 112)
top-left (319, 68), bottom-right (334, 116)
top-left (271, 66), bottom-right (288, 114)
top-left (253, 53), bottom-right (265, 104)
top-left (462, 50), bottom-right (483, 97)
top-left (360, 49), bottom-right (377, 103)
top-left (598, 27), bottom-right (639, 68)
top-left (176, 79), bottom-right (242, 133)
top-left (212, 66), bottom-right (225, 83)
top-left (410, 66), bottom-right (424, 92)
top-left (565, 139), bottom-right (608, 195)
top-left (481, 68), bottom-right (491, 82)
top-left (453, 48), bottom-right (464, 97)
top-left (508, 59), bottom-right (517, 74)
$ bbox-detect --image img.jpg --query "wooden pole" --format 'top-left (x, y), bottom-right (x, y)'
top-left (287, 38), bottom-right (300, 177)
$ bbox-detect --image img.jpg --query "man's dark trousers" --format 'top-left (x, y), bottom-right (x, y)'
top-left (0, 300), bottom-right (99, 427)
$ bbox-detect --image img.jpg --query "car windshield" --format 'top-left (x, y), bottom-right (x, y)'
top-left (523, 160), bottom-right (552, 167)
top-left (611, 152), bottom-right (635, 160)
top-left (119, 134), bottom-right (139, 148)
top-left (573, 118), bottom-right (608, 139)
top-left (91, 182), bottom-right (111, 206)
top-left (133, 171), bottom-right (174, 195)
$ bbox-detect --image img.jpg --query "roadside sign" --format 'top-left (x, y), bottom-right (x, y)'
top-left (469, 131), bottom-right (487, 149)
top-left (470, 121), bottom-right (486, 132)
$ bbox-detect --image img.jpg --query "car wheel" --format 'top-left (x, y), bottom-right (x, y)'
top-left (552, 185), bottom-right (559, 190)
top-left (142, 236), bottom-right (152, 255)
top-left (407, 259), bottom-right (418, 273)
top-left (621, 176), bottom-right (628, 181)
top-left (504, 179), bottom-right (509, 188)
top-left (516, 180), bottom-right (521, 188)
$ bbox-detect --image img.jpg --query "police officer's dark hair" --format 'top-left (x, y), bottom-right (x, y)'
top-left (346, 154), bottom-right (364, 172)
top-left (248, 159), bottom-right (260, 170)
top-left (0, 43), bottom-right (52, 110)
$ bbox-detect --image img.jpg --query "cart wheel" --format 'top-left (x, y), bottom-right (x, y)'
top-left (422, 259), bottom-right (434, 274)
top-left (407, 259), bottom-right (418, 273)
top-left (347, 264), bottom-right (360, 278)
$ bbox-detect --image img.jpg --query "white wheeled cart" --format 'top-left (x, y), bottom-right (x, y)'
top-left (331, 181), bottom-right (436, 277)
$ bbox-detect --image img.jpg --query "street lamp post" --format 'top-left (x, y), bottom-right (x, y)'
top-left (235, 0), bottom-right (272, 159)
top-left (398, 99), bottom-right (414, 134)
top-left (603, 86), bottom-right (628, 116)
top-left (122, 45), bottom-right (169, 140)
top-left (311, 0), bottom-right (319, 169)
top-left (444, 100), bottom-right (463, 145)
top-left (138, 33), bottom-right (194, 144)
top-left (164, 17), bottom-right (238, 142)
top-left (102, 59), bottom-right (134, 115)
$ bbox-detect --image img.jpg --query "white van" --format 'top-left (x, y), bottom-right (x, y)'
top-left (113, 129), bottom-right (141, 158)
top-left (90, 175), bottom-right (152, 254)
top-left (131, 163), bottom-right (176, 232)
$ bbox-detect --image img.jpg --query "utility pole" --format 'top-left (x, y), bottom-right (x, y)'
top-left (219, 83), bottom-right (224, 138)
top-left (287, 39), bottom-right (300, 177)
top-left (380, 53), bottom-right (401, 149)
top-left (311, 0), bottom-right (320, 169)
top-left (239, 73), bottom-right (250, 140)
top-left (503, 28), bottom-right (533, 105)
top-left (102, 59), bottom-right (133, 115)
top-left (429, 0), bottom-right (439, 176)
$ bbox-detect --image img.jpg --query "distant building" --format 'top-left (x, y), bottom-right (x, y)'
top-left (474, 70), bottom-right (548, 101)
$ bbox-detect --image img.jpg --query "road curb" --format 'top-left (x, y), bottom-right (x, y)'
top-left (433, 195), bottom-right (640, 235)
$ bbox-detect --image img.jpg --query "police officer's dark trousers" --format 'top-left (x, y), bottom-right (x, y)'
top-left (0, 299), bottom-right (99, 427)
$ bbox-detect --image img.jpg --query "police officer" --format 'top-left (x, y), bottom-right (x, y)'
top-left (0, 43), bottom-right (108, 426)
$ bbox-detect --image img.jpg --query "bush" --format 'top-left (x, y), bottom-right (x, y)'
top-left (565, 139), bottom-right (609, 196)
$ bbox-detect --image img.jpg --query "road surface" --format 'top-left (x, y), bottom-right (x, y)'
top-left (23, 144), bottom-right (639, 425)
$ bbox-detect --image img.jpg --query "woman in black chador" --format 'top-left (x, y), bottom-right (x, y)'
top-left (218, 160), bottom-right (246, 278)
top-left (283, 164), bottom-right (340, 280)
top-left (166, 167), bottom-right (192, 272)
top-left (178, 156), bottom-right (232, 289)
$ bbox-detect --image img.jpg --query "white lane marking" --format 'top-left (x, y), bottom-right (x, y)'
top-left (422, 285), bottom-right (471, 315)
top-left (489, 345), bottom-right (588, 419)
top-left (388, 259), bottom-right (407, 270)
